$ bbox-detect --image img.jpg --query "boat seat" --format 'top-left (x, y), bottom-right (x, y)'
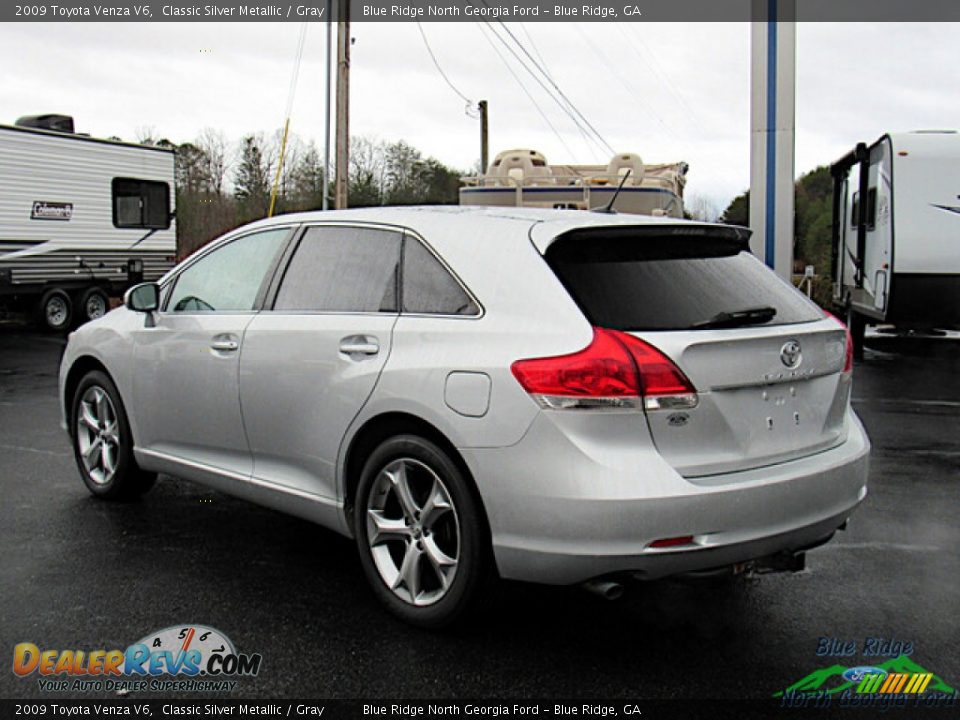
top-left (496, 154), bottom-right (555, 186)
top-left (606, 153), bottom-right (645, 185)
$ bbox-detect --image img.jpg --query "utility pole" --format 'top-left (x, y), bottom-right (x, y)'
top-left (478, 100), bottom-right (489, 173)
top-left (322, 3), bottom-right (332, 210)
top-left (334, 0), bottom-right (350, 209)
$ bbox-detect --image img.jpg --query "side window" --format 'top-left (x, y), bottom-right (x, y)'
top-left (273, 226), bottom-right (401, 312)
top-left (112, 178), bottom-right (170, 229)
top-left (402, 238), bottom-right (478, 315)
top-left (166, 228), bottom-right (289, 313)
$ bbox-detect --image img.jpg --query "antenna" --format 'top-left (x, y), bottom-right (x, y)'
top-left (594, 169), bottom-right (631, 214)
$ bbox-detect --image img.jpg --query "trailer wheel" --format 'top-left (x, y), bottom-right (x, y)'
top-left (38, 288), bottom-right (73, 332)
top-left (78, 287), bottom-right (110, 324)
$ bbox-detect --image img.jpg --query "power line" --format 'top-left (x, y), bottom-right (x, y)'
top-left (520, 22), bottom-right (549, 73)
top-left (618, 24), bottom-right (711, 138)
top-left (492, 17), bottom-right (615, 155)
top-left (479, 19), bottom-right (606, 157)
top-left (610, 24), bottom-right (729, 192)
top-left (416, 21), bottom-right (477, 117)
top-left (473, 21), bottom-right (578, 161)
top-left (572, 24), bottom-right (678, 144)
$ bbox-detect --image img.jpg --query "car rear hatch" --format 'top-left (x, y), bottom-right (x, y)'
top-left (537, 222), bottom-right (852, 479)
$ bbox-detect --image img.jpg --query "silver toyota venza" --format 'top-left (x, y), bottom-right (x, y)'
top-left (59, 207), bottom-right (870, 627)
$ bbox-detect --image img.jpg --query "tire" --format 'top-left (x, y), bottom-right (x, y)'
top-left (354, 435), bottom-right (491, 628)
top-left (37, 288), bottom-right (72, 332)
top-left (77, 287), bottom-right (110, 325)
top-left (70, 370), bottom-right (156, 500)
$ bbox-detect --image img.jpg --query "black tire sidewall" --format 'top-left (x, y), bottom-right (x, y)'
top-left (70, 370), bottom-right (148, 500)
top-left (354, 435), bottom-right (489, 629)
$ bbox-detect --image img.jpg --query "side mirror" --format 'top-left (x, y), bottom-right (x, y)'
top-left (124, 282), bottom-right (160, 313)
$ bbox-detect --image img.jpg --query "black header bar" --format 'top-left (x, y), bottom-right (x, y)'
top-left (5, 0), bottom-right (960, 23)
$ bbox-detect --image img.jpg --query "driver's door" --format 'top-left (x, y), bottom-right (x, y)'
top-left (131, 226), bottom-right (292, 477)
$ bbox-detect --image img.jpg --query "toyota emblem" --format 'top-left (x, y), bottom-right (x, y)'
top-left (780, 340), bottom-right (802, 369)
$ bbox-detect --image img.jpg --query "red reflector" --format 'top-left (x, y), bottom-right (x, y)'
top-left (649, 535), bottom-right (695, 548)
top-left (510, 328), bottom-right (696, 400)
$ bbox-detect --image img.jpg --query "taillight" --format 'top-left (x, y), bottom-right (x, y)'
top-left (511, 328), bottom-right (698, 411)
top-left (825, 311), bottom-right (854, 375)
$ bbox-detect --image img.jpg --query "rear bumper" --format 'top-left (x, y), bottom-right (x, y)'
top-left (463, 408), bottom-right (870, 585)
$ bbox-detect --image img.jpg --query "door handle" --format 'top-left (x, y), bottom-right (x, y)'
top-left (339, 335), bottom-right (380, 356)
top-left (210, 338), bottom-right (239, 352)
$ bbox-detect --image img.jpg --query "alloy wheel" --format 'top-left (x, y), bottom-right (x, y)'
top-left (365, 458), bottom-right (460, 607)
top-left (76, 386), bottom-right (121, 485)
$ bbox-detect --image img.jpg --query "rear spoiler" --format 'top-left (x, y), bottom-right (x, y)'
top-left (536, 223), bottom-right (753, 256)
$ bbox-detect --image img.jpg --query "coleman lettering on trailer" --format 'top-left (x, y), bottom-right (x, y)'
top-left (31, 201), bottom-right (73, 221)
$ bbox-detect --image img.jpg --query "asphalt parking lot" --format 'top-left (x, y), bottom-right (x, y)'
top-left (1, 324), bottom-right (958, 703)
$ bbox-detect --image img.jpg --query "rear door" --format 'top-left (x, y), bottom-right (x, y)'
top-left (861, 140), bottom-right (894, 314)
top-left (238, 225), bottom-right (401, 500)
top-left (542, 226), bottom-right (850, 478)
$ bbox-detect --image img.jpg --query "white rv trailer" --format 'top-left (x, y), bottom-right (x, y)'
top-left (460, 149), bottom-right (688, 217)
top-left (0, 116), bottom-right (176, 330)
top-left (831, 131), bottom-right (960, 347)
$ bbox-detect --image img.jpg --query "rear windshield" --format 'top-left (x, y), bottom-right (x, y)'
top-left (544, 229), bottom-right (822, 331)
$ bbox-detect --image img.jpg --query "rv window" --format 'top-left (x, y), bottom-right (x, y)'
top-left (850, 193), bottom-right (859, 228)
top-left (112, 178), bottom-right (170, 230)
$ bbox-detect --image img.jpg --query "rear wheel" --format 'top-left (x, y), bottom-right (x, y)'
top-left (38, 288), bottom-right (72, 332)
top-left (354, 435), bottom-right (491, 628)
top-left (77, 287), bottom-right (110, 324)
top-left (71, 370), bottom-right (156, 500)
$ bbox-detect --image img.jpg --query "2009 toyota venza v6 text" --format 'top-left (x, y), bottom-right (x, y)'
top-left (59, 207), bottom-right (870, 627)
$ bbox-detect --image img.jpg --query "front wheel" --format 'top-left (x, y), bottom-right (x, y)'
top-left (71, 370), bottom-right (156, 500)
top-left (354, 435), bottom-right (491, 628)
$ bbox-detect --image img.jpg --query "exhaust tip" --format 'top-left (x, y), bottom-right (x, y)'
top-left (582, 579), bottom-right (625, 601)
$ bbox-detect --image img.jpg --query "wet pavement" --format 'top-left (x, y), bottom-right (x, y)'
top-left (0, 326), bottom-right (957, 703)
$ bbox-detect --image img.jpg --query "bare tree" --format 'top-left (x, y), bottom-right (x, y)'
top-left (349, 136), bottom-right (387, 207)
top-left (135, 125), bottom-right (158, 145)
top-left (197, 128), bottom-right (230, 195)
top-left (686, 193), bottom-right (720, 223)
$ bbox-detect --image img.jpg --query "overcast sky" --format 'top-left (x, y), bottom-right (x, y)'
top-left (2, 21), bottom-right (958, 213)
